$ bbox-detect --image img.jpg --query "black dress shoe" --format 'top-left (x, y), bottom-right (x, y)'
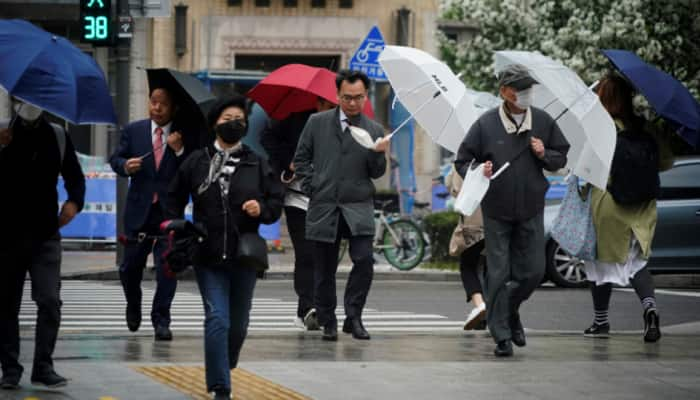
top-left (126, 306), bottom-right (141, 332)
top-left (322, 324), bottom-right (338, 341)
top-left (344, 317), bottom-right (370, 340)
top-left (154, 325), bottom-right (173, 341)
top-left (510, 314), bottom-right (526, 347)
top-left (1, 374), bottom-right (20, 390)
top-left (31, 370), bottom-right (67, 388)
top-left (494, 340), bottom-right (513, 357)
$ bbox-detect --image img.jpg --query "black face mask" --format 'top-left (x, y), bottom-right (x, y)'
top-left (215, 119), bottom-right (247, 144)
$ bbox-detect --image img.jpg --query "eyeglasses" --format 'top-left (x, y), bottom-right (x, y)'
top-left (340, 94), bottom-right (366, 103)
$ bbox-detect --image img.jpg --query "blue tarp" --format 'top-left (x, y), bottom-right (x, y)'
top-left (57, 178), bottom-right (280, 241)
top-left (389, 94), bottom-right (416, 215)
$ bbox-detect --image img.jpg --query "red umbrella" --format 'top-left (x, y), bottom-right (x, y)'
top-left (247, 64), bottom-right (374, 120)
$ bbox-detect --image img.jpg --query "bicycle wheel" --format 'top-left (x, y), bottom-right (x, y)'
top-left (382, 220), bottom-right (425, 271)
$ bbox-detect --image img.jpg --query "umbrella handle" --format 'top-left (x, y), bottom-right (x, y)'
top-left (387, 90), bottom-right (442, 138)
top-left (139, 141), bottom-right (167, 160)
top-left (490, 162), bottom-right (510, 180)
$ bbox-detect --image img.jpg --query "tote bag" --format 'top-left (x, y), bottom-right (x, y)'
top-left (550, 175), bottom-right (596, 261)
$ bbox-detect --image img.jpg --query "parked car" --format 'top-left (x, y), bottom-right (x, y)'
top-left (544, 157), bottom-right (700, 288)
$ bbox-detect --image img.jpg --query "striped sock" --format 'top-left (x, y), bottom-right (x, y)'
top-left (594, 310), bottom-right (609, 326)
top-left (641, 297), bottom-right (657, 311)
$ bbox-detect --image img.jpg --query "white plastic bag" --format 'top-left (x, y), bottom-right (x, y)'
top-left (349, 126), bottom-right (378, 149)
top-left (454, 161), bottom-right (510, 216)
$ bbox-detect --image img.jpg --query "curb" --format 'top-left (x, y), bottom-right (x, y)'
top-left (61, 268), bottom-right (462, 282)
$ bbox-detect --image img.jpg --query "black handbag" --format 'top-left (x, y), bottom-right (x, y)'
top-left (236, 231), bottom-right (269, 272)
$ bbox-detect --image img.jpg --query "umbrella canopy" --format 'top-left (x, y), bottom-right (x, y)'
top-left (602, 49), bottom-right (700, 147)
top-left (247, 64), bottom-right (373, 120)
top-left (494, 51), bottom-right (616, 189)
top-left (378, 45), bottom-right (478, 153)
top-left (0, 19), bottom-right (116, 125)
top-left (146, 68), bottom-right (216, 149)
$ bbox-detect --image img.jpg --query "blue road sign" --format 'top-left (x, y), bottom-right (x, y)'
top-left (349, 26), bottom-right (387, 81)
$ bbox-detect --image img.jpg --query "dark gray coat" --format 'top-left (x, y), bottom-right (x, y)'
top-left (455, 106), bottom-right (570, 222)
top-left (294, 108), bottom-right (387, 242)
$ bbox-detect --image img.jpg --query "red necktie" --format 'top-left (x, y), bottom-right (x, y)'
top-left (154, 127), bottom-right (164, 170)
top-left (153, 127), bottom-right (164, 203)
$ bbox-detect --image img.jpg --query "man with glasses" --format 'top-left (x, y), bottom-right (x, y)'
top-left (294, 70), bottom-right (389, 341)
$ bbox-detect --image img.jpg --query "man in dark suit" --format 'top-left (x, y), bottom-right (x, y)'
top-left (109, 87), bottom-right (187, 341)
top-left (294, 70), bottom-right (389, 341)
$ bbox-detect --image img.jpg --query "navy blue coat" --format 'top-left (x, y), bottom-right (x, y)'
top-left (109, 119), bottom-right (187, 233)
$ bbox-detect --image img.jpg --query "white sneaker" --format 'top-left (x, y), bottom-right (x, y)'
top-left (463, 303), bottom-right (486, 331)
top-left (293, 317), bottom-right (305, 330)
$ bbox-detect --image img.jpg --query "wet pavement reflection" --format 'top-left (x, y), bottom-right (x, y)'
top-left (37, 332), bottom-right (696, 364)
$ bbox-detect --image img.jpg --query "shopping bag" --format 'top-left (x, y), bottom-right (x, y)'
top-left (454, 161), bottom-right (509, 217)
top-left (550, 175), bottom-right (597, 261)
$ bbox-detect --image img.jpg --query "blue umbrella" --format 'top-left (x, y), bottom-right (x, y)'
top-left (602, 49), bottom-right (700, 147)
top-left (0, 19), bottom-right (116, 125)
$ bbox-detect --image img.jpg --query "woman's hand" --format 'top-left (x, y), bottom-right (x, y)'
top-left (242, 200), bottom-right (261, 217)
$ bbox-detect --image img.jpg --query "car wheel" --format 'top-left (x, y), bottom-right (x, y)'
top-left (545, 239), bottom-right (588, 288)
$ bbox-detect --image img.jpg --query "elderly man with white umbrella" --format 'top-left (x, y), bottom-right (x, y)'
top-left (454, 64), bottom-right (570, 357)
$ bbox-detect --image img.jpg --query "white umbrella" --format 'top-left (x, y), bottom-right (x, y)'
top-left (378, 45), bottom-right (479, 153)
top-left (494, 50), bottom-right (616, 189)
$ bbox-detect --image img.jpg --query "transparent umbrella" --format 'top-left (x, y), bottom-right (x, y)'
top-left (494, 51), bottom-right (616, 189)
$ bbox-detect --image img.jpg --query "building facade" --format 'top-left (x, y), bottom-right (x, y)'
top-left (1, 0), bottom-right (446, 200)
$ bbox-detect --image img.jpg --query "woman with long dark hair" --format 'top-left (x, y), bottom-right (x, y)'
top-left (583, 73), bottom-right (674, 342)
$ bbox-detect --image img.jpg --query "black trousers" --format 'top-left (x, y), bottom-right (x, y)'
top-left (483, 212), bottom-right (545, 343)
top-left (120, 203), bottom-right (177, 328)
top-left (284, 206), bottom-right (315, 318)
top-left (313, 215), bottom-right (373, 328)
top-left (0, 234), bottom-right (62, 377)
top-left (460, 240), bottom-right (485, 302)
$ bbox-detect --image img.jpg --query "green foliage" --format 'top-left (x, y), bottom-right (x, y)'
top-left (439, 0), bottom-right (700, 98)
top-left (422, 211), bottom-right (460, 262)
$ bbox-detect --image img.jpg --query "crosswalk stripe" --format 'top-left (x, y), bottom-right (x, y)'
top-left (19, 281), bottom-right (463, 333)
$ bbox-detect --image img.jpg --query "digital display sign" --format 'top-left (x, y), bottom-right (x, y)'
top-left (80, 0), bottom-right (112, 45)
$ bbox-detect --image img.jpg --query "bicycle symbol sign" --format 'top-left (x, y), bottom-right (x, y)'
top-left (349, 26), bottom-right (387, 81)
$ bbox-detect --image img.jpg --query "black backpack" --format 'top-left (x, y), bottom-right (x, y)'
top-left (608, 126), bottom-right (660, 205)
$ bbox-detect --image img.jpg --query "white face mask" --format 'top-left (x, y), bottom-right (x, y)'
top-left (13, 102), bottom-right (43, 122)
top-left (514, 89), bottom-right (534, 110)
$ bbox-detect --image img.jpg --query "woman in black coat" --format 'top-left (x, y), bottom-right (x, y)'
top-left (166, 95), bottom-right (283, 400)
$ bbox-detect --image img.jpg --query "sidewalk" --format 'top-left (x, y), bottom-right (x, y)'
top-left (4, 334), bottom-right (700, 400)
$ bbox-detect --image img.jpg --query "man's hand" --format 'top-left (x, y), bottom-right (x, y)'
top-left (530, 137), bottom-right (545, 159)
top-left (373, 136), bottom-right (390, 153)
top-left (58, 201), bottom-right (79, 228)
top-left (125, 157), bottom-right (143, 174)
top-left (483, 161), bottom-right (493, 178)
top-left (167, 131), bottom-right (184, 153)
top-left (289, 162), bottom-right (295, 172)
top-left (242, 200), bottom-right (261, 218)
top-left (0, 127), bottom-right (13, 146)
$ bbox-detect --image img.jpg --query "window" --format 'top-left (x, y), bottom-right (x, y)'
top-left (227, 0), bottom-right (242, 6)
top-left (658, 162), bottom-right (700, 200)
top-left (255, 0), bottom-right (271, 7)
top-left (339, 0), bottom-right (353, 8)
top-left (284, 0), bottom-right (298, 6)
top-left (311, 0), bottom-right (326, 8)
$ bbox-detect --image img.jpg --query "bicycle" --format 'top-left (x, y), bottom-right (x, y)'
top-left (337, 199), bottom-right (426, 271)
